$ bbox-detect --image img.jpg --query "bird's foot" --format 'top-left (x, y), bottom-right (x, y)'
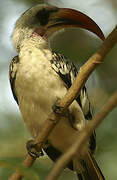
top-left (52, 99), bottom-right (64, 114)
top-left (26, 139), bottom-right (44, 158)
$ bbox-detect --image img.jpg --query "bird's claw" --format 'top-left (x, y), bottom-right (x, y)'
top-left (52, 99), bottom-right (63, 114)
top-left (26, 139), bottom-right (44, 158)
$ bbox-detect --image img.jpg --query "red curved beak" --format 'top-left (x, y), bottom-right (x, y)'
top-left (47, 8), bottom-right (105, 41)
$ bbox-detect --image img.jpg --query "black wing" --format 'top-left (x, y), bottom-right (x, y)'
top-left (9, 56), bottom-right (19, 104)
top-left (51, 52), bottom-right (92, 121)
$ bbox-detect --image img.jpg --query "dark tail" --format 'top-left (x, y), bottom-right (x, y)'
top-left (76, 152), bottom-right (105, 180)
top-left (44, 145), bottom-right (105, 179)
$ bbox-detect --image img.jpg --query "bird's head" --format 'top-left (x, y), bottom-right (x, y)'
top-left (13, 4), bottom-right (105, 52)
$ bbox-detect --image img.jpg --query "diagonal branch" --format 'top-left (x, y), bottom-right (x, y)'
top-left (46, 90), bottom-right (117, 180)
top-left (59, 26), bottom-right (117, 109)
top-left (9, 26), bottom-right (117, 180)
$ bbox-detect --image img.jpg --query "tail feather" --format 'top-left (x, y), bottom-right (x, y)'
top-left (76, 152), bottom-right (105, 180)
top-left (44, 145), bottom-right (105, 180)
top-left (77, 173), bottom-right (90, 180)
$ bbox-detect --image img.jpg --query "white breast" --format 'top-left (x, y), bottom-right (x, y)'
top-left (15, 40), bottom-right (86, 153)
top-left (15, 42), bottom-right (67, 134)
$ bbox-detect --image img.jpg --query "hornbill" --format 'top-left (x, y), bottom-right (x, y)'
top-left (9, 4), bottom-right (105, 180)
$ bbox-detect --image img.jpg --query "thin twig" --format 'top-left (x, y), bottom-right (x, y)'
top-left (46, 91), bottom-right (117, 180)
top-left (9, 26), bottom-right (117, 180)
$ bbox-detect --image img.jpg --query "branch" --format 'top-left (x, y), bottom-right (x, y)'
top-left (9, 26), bottom-right (117, 180)
top-left (59, 26), bottom-right (117, 109)
top-left (46, 91), bottom-right (117, 180)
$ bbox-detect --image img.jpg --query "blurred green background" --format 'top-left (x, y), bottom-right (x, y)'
top-left (0, 0), bottom-right (117, 179)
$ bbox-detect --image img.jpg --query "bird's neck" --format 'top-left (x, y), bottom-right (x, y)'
top-left (19, 36), bottom-right (52, 63)
top-left (20, 35), bottom-right (49, 49)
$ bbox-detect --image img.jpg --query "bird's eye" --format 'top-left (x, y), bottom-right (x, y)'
top-left (36, 8), bottom-right (50, 26)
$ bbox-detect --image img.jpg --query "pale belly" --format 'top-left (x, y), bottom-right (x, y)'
top-left (15, 50), bottom-right (85, 153)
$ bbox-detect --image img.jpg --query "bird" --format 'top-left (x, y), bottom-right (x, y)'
top-left (9, 3), bottom-right (105, 180)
